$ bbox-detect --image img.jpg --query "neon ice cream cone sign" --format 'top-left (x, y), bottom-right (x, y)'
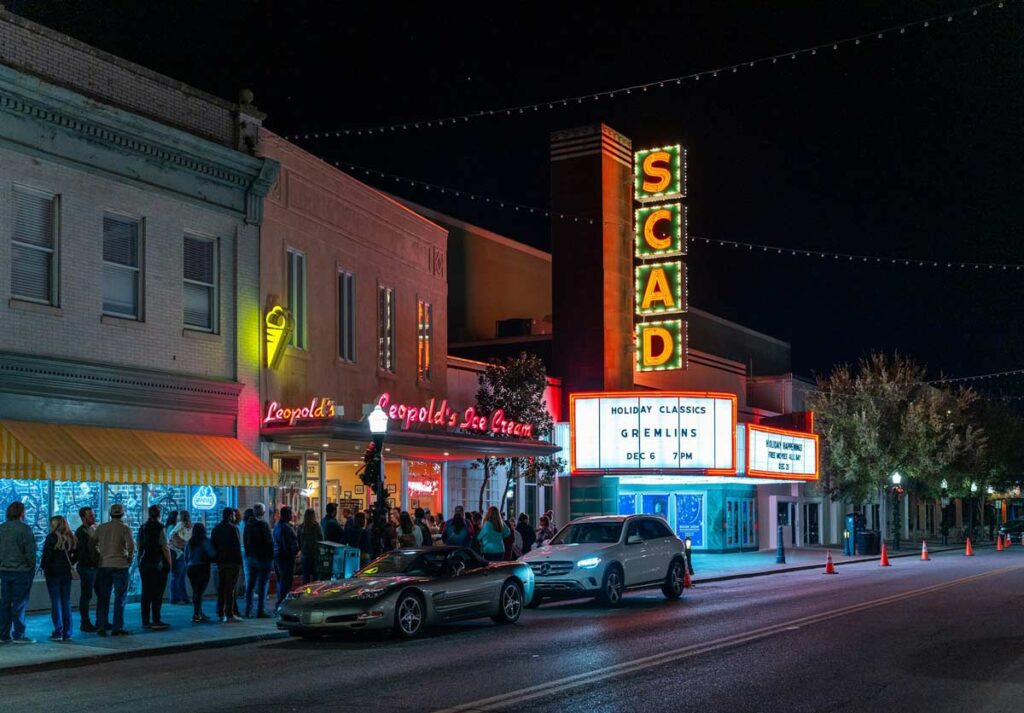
top-left (265, 305), bottom-right (294, 369)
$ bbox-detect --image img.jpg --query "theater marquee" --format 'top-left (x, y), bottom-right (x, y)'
top-left (570, 392), bottom-right (736, 474)
top-left (745, 424), bottom-right (819, 481)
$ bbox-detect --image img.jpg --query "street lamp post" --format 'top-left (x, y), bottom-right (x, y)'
top-left (890, 472), bottom-right (903, 552)
top-left (969, 481), bottom-right (978, 542)
top-left (939, 478), bottom-right (949, 546)
top-left (368, 405), bottom-right (389, 557)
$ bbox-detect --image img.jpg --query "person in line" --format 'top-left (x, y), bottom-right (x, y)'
top-left (95, 502), bottom-right (135, 636)
top-left (298, 508), bottom-right (320, 585)
top-left (243, 503), bottom-right (274, 618)
top-left (168, 510), bottom-right (192, 605)
top-left (396, 511), bottom-right (422, 548)
top-left (503, 516), bottom-right (523, 561)
top-left (138, 504), bottom-right (172, 631)
top-left (443, 511), bottom-right (472, 547)
top-left (544, 510), bottom-right (556, 532)
top-left (74, 506), bottom-right (99, 633)
top-left (351, 512), bottom-right (371, 566)
top-left (340, 507), bottom-right (354, 542)
top-left (41, 516), bottom-right (77, 641)
top-left (442, 506), bottom-right (465, 543)
top-left (321, 503), bottom-right (345, 544)
top-left (517, 513), bottom-right (537, 555)
top-left (211, 507), bottom-right (243, 622)
top-left (414, 508), bottom-right (432, 548)
top-left (0, 501), bottom-right (37, 644)
top-left (272, 507), bottom-right (299, 613)
top-left (536, 515), bottom-right (556, 546)
top-left (184, 523), bottom-right (216, 623)
top-left (477, 507), bottom-right (510, 562)
top-left (239, 508), bottom-right (254, 599)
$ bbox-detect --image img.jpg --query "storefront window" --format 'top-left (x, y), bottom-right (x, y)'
top-left (0, 479), bottom-right (49, 568)
top-left (618, 494), bottom-right (637, 515)
top-left (189, 485), bottom-right (232, 527)
top-left (408, 461), bottom-right (442, 516)
top-left (641, 494), bottom-right (669, 520)
top-left (105, 484), bottom-right (143, 595)
top-left (147, 484), bottom-right (188, 519)
top-left (54, 481), bottom-right (101, 531)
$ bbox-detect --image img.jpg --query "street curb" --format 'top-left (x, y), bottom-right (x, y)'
top-left (0, 629), bottom-right (288, 677)
top-left (691, 544), bottom-right (992, 584)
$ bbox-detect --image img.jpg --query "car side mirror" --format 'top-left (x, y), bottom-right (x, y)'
top-left (627, 535), bottom-right (643, 545)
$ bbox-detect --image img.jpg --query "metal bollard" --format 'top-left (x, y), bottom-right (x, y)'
top-left (776, 524), bottom-right (786, 564)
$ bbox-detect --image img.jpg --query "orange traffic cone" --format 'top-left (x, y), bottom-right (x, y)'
top-left (1005, 533), bottom-right (1012, 549)
top-left (824, 549), bottom-right (837, 575)
top-left (921, 540), bottom-right (930, 561)
top-left (880, 542), bottom-right (892, 567)
top-left (683, 569), bottom-right (693, 589)
top-left (997, 534), bottom-right (1004, 552)
top-left (964, 537), bottom-right (974, 557)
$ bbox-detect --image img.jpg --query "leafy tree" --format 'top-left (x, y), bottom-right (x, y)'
top-left (807, 353), bottom-right (984, 505)
top-left (472, 352), bottom-right (564, 513)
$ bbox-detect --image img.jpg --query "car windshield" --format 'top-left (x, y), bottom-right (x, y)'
top-left (551, 522), bottom-right (623, 545)
top-left (356, 552), bottom-right (420, 577)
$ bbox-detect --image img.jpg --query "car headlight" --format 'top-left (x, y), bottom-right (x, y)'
top-left (356, 588), bottom-right (388, 600)
top-left (577, 557), bottom-right (601, 570)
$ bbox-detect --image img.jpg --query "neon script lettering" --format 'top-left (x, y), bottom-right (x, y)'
top-left (377, 393), bottom-right (534, 439)
top-left (264, 397), bottom-right (337, 426)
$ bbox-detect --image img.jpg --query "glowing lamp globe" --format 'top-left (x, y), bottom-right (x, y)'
top-left (368, 405), bottom-right (389, 435)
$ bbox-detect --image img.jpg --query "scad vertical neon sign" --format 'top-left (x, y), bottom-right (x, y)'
top-left (634, 145), bottom-right (687, 371)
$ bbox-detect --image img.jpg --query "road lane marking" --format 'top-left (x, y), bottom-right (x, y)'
top-left (433, 565), bottom-right (1024, 712)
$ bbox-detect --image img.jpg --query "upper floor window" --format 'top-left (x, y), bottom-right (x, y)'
top-left (11, 186), bottom-right (59, 305)
top-left (378, 285), bottom-right (395, 372)
top-left (183, 235), bottom-right (218, 332)
top-left (338, 270), bottom-right (355, 362)
top-left (287, 248), bottom-right (307, 348)
top-left (102, 214), bottom-right (142, 319)
top-left (417, 300), bottom-right (433, 382)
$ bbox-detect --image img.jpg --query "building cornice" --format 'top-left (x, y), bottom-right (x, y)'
top-left (0, 64), bottom-right (278, 222)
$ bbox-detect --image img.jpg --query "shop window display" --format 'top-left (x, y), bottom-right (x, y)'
top-left (54, 480), bottom-right (102, 531)
top-left (105, 483), bottom-right (143, 594)
top-left (0, 479), bottom-right (49, 567)
top-left (147, 484), bottom-right (188, 519)
top-left (408, 462), bottom-right (442, 515)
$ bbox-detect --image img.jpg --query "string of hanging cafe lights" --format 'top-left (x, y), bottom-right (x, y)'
top-left (286, 0), bottom-right (1017, 141)
top-left (327, 157), bottom-right (1024, 272)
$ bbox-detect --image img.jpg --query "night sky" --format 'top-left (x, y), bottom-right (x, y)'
top-left (14, 1), bottom-right (1024, 391)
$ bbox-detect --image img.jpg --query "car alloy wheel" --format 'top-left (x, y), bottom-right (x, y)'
top-left (503, 583), bottom-right (522, 621)
top-left (395, 593), bottom-right (423, 638)
top-left (599, 566), bottom-right (623, 606)
top-left (662, 559), bottom-right (684, 600)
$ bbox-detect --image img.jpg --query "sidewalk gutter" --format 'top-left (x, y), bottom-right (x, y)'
top-left (0, 629), bottom-right (288, 677)
top-left (691, 544), bottom-right (987, 584)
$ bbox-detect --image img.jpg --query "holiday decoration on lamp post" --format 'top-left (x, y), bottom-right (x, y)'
top-left (891, 472), bottom-right (904, 552)
top-left (367, 405), bottom-right (389, 557)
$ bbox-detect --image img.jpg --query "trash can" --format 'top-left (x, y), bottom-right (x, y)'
top-left (317, 541), bottom-right (362, 580)
top-left (856, 530), bottom-right (881, 556)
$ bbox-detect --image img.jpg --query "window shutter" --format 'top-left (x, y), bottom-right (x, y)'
top-left (11, 189), bottom-right (55, 303)
top-left (184, 237), bottom-right (214, 283)
top-left (14, 189), bottom-right (53, 248)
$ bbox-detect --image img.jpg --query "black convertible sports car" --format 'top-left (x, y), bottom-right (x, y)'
top-left (276, 546), bottom-right (536, 639)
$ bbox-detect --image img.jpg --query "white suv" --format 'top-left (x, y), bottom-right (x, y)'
top-left (521, 515), bottom-right (687, 606)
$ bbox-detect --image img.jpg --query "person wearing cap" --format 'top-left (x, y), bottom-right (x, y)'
top-left (94, 502), bottom-right (135, 636)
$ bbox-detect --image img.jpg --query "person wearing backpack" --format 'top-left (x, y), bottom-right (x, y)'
top-left (396, 512), bottom-right (422, 548)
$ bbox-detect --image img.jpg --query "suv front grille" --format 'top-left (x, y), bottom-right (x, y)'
top-left (529, 561), bottom-right (575, 577)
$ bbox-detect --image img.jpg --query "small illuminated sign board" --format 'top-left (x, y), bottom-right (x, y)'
top-left (634, 145), bottom-right (687, 372)
top-left (265, 305), bottom-right (294, 369)
top-left (263, 397), bottom-right (337, 427)
top-left (745, 424), bottom-right (819, 481)
top-left (570, 392), bottom-right (736, 474)
top-left (191, 485), bottom-right (218, 511)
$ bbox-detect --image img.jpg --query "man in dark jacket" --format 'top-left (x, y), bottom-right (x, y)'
top-left (272, 507), bottom-right (299, 613)
top-left (74, 507), bottom-right (99, 632)
top-left (137, 505), bottom-right (172, 630)
top-left (211, 507), bottom-right (242, 622)
top-left (321, 503), bottom-right (345, 544)
top-left (516, 513), bottom-right (537, 555)
top-left (414, 508), bottom-right (433, 547)
top-left (243, 503), bottom-right (274, 618)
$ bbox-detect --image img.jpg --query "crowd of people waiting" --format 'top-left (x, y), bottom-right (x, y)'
top-left (0, 497), bottom-right (557, 644)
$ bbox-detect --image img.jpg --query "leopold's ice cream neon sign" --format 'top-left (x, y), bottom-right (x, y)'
top-left (377, 393), bottom-right (534, 438)
top-left (263, 397), bottom-right (336, 426)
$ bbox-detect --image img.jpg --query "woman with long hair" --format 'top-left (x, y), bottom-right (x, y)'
top-left (298, 508), bottom-right (320, 584)
top-left (184, 523), bottom-right (217, 622)
top-left (477, 506), bottom-right (510, 562)
top-left (444, 511), bottom-right (471, 547)
top-left (168, 510), bottom-right (192, 604)
top-left (396, 511), bottom-right (422, 548)
top-left (40, 515), bottom-right (77, 640)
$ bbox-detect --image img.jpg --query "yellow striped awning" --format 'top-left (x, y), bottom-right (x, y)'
top-left (0, 420), bottom-right (275, 487)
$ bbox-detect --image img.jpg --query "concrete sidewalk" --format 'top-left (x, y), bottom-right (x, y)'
top-left (0, 599), bottom-right (284, 676)
top-left (690, 541), bottom-right (976, 582)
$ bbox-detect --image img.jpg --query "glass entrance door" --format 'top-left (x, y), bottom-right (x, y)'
top-left (802, 502), bottom-right (820, 545)
top-left (727, 498), bottom-right (757, 548)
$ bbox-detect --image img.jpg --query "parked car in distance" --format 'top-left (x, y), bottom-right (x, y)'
top-left (521, 515), bottom-right (687, 607)
top-left (998, 520), bottom-right (1024, 537)
top-left (277, 547), bottom-right (535, 639)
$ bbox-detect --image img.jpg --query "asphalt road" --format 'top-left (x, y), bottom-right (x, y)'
top-left (9, 548), bottom-right (1024, 713)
